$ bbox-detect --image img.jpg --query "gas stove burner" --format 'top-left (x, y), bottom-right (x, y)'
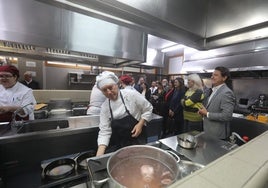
top-left (39, 151), bottom-right (95, 188)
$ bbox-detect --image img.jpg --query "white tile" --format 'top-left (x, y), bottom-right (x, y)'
top-left (241, 140), bottom-right (268, 157)
top-left (199, 157), bottom-right (259, 188)
top-left (169, 176), bottom-right (220, 188)
top-left (243, 161), bottom-right (268, 188)
top-left (230, 147), bottom-right (268, 166)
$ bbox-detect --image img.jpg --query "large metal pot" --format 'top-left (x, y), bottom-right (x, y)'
top-left (90, 145), bottom-right (179, 188)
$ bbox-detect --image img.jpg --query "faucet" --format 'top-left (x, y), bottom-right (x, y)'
top-left (10, 103), bottom-right (33, 130)
top-left (229, 132), bottom-right (247, 145)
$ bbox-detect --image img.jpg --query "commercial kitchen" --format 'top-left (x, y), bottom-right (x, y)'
top-left (0, 0), bottom-right (268, 187)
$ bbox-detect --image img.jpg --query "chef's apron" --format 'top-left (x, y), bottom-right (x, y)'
top-left (107, 92), bottom-right (147, 152)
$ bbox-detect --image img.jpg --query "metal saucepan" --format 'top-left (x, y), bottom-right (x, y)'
top-left (177, 133), bottom-right (198, 149)
top-left (43, 158), bottom-right (76, 180)
top-left (88, 145), bottom-right (180, 188)
top-left (76, 150), bottom-right (96, 170)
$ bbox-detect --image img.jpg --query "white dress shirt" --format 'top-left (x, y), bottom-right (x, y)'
top-left (207, 84), bottom-right (224, 104)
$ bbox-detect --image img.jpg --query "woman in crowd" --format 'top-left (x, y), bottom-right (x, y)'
top-left (162, 79), bottom-right (175, 137)
top-left (151, 81), bottom-right (166, 116)
top-left (96, 71), bottom-right (153, 156)
top-left (140, 82), bottom-right (151, 101)
top-left (0, 65), bottom-right (36, 122)
top-left (181, 74), bottom-right (204, 132)
top-left (168, 77), bottom-right (186, 135)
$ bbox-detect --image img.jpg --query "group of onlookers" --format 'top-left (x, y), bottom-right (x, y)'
top-left (87, 66), bottom-right (235, 156)
top-left (124, 75), bottom-right (201, 137)
top-left (0, 64), bottom-right (235, 157)
top-left (114, 67), bottom-right (235, 141)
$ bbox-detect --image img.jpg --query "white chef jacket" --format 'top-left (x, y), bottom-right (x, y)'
top-left (0, 82), bottom-right (37, 120)
top-left (87, 84), bottom-right (106, 115)
top-left (97, 89), bottom-right (153, 146)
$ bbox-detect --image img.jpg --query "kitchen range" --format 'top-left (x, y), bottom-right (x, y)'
top-left (0, 131), bottom-right (237, 188)
top-left (83, 133), bottom-right (236, 188)
top-left (38, 141), bottom-right (189, 188)
top-left (2, 112), bottom-right (268, 188)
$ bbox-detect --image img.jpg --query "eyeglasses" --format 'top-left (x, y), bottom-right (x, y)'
top-left (0, 75), bottom-right (14, 79)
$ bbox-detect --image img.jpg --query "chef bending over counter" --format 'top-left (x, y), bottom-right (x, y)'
top-left (95, 71), bottom-right (153, 156)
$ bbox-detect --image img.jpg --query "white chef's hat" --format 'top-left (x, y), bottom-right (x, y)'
top-left (96, 71), bottom-right (119, 89)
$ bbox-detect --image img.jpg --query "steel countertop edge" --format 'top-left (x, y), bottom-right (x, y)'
top-left (159, 132), bottom-right (238, 165)
top-left (0, 114), bottom-right (162, 143)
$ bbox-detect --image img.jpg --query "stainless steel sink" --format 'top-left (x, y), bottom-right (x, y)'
top-left (16, 119), bottom-right (69, 134)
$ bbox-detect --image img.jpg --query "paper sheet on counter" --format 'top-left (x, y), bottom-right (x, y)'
top-left (34, 103), bottom-right (48, 110)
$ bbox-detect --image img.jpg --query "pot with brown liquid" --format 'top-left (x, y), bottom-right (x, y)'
top-left (101, 145), bottom-right (179, 188)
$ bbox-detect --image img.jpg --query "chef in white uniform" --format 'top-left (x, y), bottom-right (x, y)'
top-left (0, 65), bottom-right (36, 122)
top-left (96, 71), bottom-right (153, 156)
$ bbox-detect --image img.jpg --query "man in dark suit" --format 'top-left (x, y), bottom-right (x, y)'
top-left (21, 71), bottom-right (40, 89)
top-left (198, 67), bottom-right (235, 139)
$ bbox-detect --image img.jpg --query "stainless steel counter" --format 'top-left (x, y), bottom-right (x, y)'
top-left (0, 114), bottom-right (163, 188)
top-left (0, 113), bottom-right (162, 139)
top-left (159, 132), bottom-right (238, 165)
top-left (67, 115), bottom-right (99, 129)
top-left (67, 113), bottom-right (162, 128)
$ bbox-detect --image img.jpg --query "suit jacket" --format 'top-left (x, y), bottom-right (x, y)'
top-left (134, 84), bottom-right (142, 93)
top-left (203, 84), bottom-right (235, 139)
top-left (21, 80), bottom-right (40, 89)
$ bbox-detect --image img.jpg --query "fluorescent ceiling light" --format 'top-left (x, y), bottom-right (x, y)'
top-left (77, 64), bottom-right (91, 69)
top-left (54, 0), bottom-right (134, 25)
top-left (161, 44), bottom-right (185, 52)
top-left (184, 47), bottom-right (198, 54)
top-left (210, 27), bottom-right (268, 47)
top-left (147, 48), bottom-right (157, 63)
top-left (47, 61), bottom-right (77, 66)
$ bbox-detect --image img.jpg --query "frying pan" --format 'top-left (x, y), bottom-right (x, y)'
top-left (76, 150), bottom-right (96, 170)
top-left (43, 158), bottom-right (76, 180)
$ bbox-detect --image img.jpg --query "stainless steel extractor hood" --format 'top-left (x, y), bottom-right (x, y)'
top-left (0, 0), bottom-right (147, 67)
top-left (0, 40), bottom-right (138, 67)
top-left (39, 0), bottom-right (268, 50)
